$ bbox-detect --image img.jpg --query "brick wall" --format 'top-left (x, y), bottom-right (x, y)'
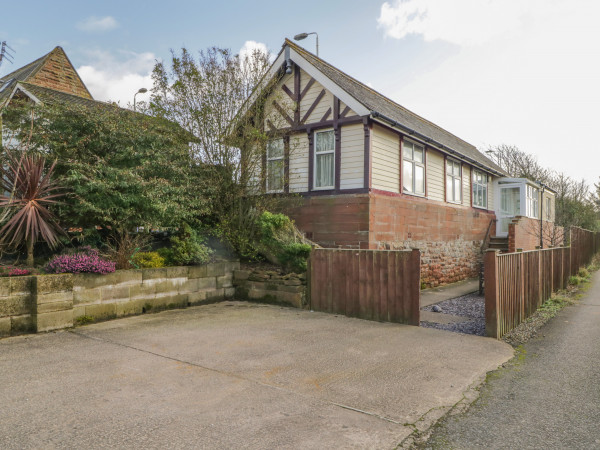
top-left (285, 194), bottom-right (370, 248)
top-left (369, 192), bottom-right (496, 287)
top-left (285, 192), bottom-right (496, 287)
top-left (508, 216), bottom-right (564, 252)
top-left (29, 48), bottom-right (92, 99)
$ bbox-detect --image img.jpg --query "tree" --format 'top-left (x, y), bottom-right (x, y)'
top-left (2, 100), bottom-right (205, 258)
top-left (148, 46), bottom-right (296, 258)
top-left (486, 144), bottom-right (550, 183)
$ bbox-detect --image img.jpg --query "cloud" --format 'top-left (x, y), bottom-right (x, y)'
top-left (77, 16), bottom-right (118, 33)
top-left (378, 0), bottom-right (533, 46)
top-left (378, 0), bottom-right (600, 183)
top-left (239, 40), bottom-right (270, 60)
top-left (77, 50), bottom-right (155, 104)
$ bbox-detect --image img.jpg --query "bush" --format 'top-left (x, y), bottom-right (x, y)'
top-left (0, 266), bottom-right (32, 277)
top-left (168, 224), bottom-right (213, 266)
top-left (45, 247), bottom-right (116, 274)
top-left (569, 275), bottom-right (581, 286)
top-left (257, 212), bottom-right (311, 273)
top-left (131, 251), bottom-right (165, 268)
top-left (578, 267), bottom-right (590, 279)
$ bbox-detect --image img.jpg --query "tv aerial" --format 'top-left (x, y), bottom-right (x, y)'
top-left (0, 41), bottom-right (15, 69)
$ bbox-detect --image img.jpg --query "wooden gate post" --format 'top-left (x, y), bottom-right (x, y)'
top-left (484, 249), bottom-right (500, 339)
top-left (409, 248), bottom-right (421, 326)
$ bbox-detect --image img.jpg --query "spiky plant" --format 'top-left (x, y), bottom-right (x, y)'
top-left (0, 152), bottom-right (66, 266)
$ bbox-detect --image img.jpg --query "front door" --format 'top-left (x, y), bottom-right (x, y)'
top-left (497, 186), bottom-right (521, 236)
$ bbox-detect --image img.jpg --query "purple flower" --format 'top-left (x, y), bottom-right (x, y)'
top-left (45, 248), bottom-right (116, 275)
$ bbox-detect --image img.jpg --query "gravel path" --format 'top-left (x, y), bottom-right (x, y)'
top-left (421, 292), bottom-right (485, 336)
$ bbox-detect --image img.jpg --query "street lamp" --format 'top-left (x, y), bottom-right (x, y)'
top-left (294, 32), bottom-right (319, 56)
top-left (133, 87), bottom-right (148, 111)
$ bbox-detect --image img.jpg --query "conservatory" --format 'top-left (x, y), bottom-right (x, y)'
top-left (494, 178), bottom-right (555, 237)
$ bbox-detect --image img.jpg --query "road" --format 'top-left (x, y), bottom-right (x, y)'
top-left (426, 271), bottom-right (600, 449)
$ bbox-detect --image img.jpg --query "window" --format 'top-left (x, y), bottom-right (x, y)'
top-left (402, 140), bottom-right (425, 195)
top-left (527, 185), bottom-right (539, 218)
top-left (472, 170), bottom-right (488, 208)
top-left (266, 138), bottom-right (284, 192)
top-left (314, 130), bottom-right (334, 189)
top-left (546, 197), bottom-right (552, 221)
top-left (446, 158), bottom-right (462, 203)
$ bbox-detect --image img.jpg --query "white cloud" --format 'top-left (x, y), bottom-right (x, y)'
top-left (377, 0), bottom-right (600, 184)
top-left (77, 50), bottom-right (155, 105)
top-left (77, 16), bottom-right (118, 33)
top-left (378, 0), bottom-right (535, 46)
top-left (239, 40), bottom-right (272, 62)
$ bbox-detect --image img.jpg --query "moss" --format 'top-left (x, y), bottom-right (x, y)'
top-left (75, 315), bottom-right (95, 325)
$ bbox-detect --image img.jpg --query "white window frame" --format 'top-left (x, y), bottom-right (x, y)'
top-left (402, 140), bottom-right (425, 196)
top-left (446, 158), bottom-right (462, 203)
top-left (313, 129), bottom-right (335, 190)
top-left (527, 185), bottom-right (539, 218)
top-left (472, 169), bottom-right (488, 209)
top-left (266, 138), bottom-right (284, 193)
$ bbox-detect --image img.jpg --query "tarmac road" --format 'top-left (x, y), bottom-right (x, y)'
top-left (426, 271), bottom-right (600, 449)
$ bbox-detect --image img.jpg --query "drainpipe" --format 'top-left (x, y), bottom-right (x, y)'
top-left (539, 183), bottom-right (546, 249)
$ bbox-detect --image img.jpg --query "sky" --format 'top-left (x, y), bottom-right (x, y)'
top-left (1, 0), bottom-right (599, 186)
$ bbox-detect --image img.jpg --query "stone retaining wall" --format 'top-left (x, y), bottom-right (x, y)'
top-left (0, 261), bottom-right (238, 337)
top-left (233, 269), bottom-right (307, 308)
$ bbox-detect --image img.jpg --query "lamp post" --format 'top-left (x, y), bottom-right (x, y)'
top-left (133, 87), bottom-right (148, 111)
top-left (294, 32), bottom-right (319, 56)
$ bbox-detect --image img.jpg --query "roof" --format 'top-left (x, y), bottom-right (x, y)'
top-left (14, 82), bottom-right (103, 108)
top-left (0, 52), bottom-right (50, 85)
top-left (280, 39), bottom-right (505, 176)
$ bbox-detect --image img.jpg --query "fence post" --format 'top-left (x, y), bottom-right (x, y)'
top-left (409, 249), bottom-right (421, 326)
top-left (484, 249), bottom-right (500, 339)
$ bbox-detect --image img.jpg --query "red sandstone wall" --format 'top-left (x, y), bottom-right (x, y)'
top-left (285, 192), bottom-right (496, 288)
top-left (285, 194), bottom-right (370, 248)
top-left (508, 216), bottom-right (564, 252)
top-left (369, 192), bottom-right (496, 287)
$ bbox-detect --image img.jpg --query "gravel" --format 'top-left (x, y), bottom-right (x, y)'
top-left (421, 292), bottom-right (485, 336)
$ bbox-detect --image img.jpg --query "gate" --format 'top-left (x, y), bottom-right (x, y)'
top-left (308, 248), bottom-right (420, 325)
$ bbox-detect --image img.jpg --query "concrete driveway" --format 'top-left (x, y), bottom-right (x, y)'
top-left (0, 302), bottom-right (513, 449)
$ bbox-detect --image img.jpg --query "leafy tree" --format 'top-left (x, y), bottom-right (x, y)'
top-left (2, 101), bottom-right (207, 256)
top-left (148, 46), bottom-right (296, 258)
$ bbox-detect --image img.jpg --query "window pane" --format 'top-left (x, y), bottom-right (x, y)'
top-left (267, 159), bottom-right (283, 191)
top-left (316, 130), bottom-right (334, 153)
top-left (403, 143), bottom-right (413, 159)
top-left (415, 165), bottom-right (424, 194)
top-left (454, 178), bottom-right (461, 202)
top-left (267, 139), bottom-right (284, 158)
top-left (316, 153), bottom-right (334, 187)
top-left (414, 147), bottom-right (424, 163)
top-left (403, 160), bottom-right (413, 192)
top-left (446, 175), bottom-right (453, 201)
top-left (481, 186), bottom-right (487, 208)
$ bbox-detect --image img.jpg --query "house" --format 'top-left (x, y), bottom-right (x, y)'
top-left (0, 46), bottom-right (102, 147)
top-left (241, 39), bottom-right (559, 287)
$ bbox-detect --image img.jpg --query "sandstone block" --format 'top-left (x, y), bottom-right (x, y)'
top-left (35, 274), bottom-right (73, 294)
top-left (72, 287), bottom-right (101, 305)
top-left (85, 303), bottom-right (117, 320)
top-left (188, 265), bottom-right (207, 279)
top-left (217, 274), bottom-right (233, 289)
top-left (188, 290), bottom-right (207, 305)
top-left (0, 317), bottom-right (11, 336)
top-left (11, 314), bottom-right (35, 333)
top-left (36, 309), bottom-right (73, 332)
top-left (142, 268), bottom-right (167, 281)
top-left (0, 278), bottom-right (10, 297)
top-left (100, 285), bottom-right (130, 302)
top-left (10, 276), bottom-right (33, 295)
top-left (233, 270), bottom-right (251, 281)
top-left (167, 266), bottom-right (189, 279)
top-left (0, 295), bottom-right (33, 316)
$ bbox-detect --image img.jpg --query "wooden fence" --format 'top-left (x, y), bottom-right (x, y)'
top-left (309, 248), bottom-right (420, 325)
top-left (485, 227), bottom-right (600, 339)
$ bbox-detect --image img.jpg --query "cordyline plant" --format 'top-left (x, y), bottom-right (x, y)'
top-left (0, 152), bottom-right (66, 266)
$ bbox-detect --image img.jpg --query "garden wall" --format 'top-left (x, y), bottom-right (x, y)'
top-left (233, 269), bottom-right (307, 308)
top-left (0, 261), bottom-right (239, 337)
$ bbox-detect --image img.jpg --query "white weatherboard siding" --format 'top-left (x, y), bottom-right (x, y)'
top-left (371, 125), bottom-right (399, 193)
top-left (340, 123), bottom-right (364, 189)
top-left (299, 69), bottom-right (332, 124)
top-left (488, 175), bottom-right (495, 211)
top-left (289, 133), bottom-right (309, 192)
top-left (426, 149), bottom-right (444, 202)
top-left (264, 74), bottom-right (295, 130)
top-left (462, 164), bottom-right (471, 205)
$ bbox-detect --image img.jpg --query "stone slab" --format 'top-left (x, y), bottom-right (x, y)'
top-left (36, 309), bottom-right (73, 332)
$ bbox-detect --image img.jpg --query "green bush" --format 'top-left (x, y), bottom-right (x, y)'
top-left (131, 251), bottom-right (165, 268)
top-left (257, 212), bottom-right (311, 273)
top-left (168, 224), bottom-right (213, 266)
top-left (578, 267), bottom-right (590, 279)
top-left (569, 275), bottom-right (581, 286)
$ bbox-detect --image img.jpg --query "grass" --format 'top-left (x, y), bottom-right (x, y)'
top-left (75, 315), bottom-right (95, 325)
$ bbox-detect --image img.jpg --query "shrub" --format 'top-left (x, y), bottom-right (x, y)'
top-left (578, 267), bottom-right (590, 279)
top-left (131, 251), bottom-right (165, 268)
top-left (169, 224), bottom-right (213, 266)
top-left (45, 247), bottom-right (115, 274)
top-left (569, 275), bottom-right (581, 286)
top-left (0, 266), bottom-right (32, 277)
top-left (257, 212), bottom-right (311, 273)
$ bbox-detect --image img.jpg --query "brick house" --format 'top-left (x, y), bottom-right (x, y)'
top-left (0, 46), bottom-right (98, 126)
top-left (241, 39), bottom-right (558, 287)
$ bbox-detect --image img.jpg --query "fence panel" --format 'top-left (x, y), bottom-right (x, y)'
top-left (309, 248), bottom-right (420, 325)
top-left (486, 227), bottom-right (599, 339)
